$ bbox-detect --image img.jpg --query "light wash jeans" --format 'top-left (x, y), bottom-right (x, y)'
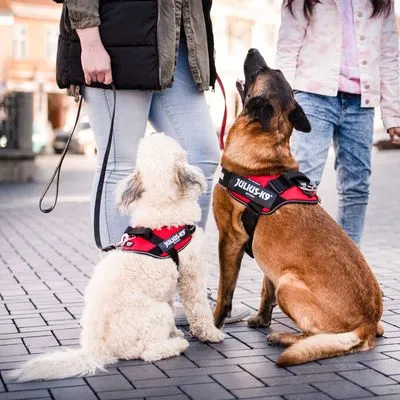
top-left (84, 42), bottom-right (220, 246)
top-left (292, 91), bottom-right (374, 246)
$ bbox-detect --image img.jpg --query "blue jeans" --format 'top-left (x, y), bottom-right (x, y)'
top-left (84, 42), bottom-right (220, 246)
top-left (291, 91), bottom-right (374, 245)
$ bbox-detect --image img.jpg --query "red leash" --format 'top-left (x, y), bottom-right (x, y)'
top-left (216, 74), bottom-right (227, 150)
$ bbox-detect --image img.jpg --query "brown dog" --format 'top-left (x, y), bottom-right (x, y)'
top-left (213, 49), bottom-right (383, 366)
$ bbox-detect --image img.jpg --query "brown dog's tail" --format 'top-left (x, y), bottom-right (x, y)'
top-left (277, 327), bottom-right (374, 366)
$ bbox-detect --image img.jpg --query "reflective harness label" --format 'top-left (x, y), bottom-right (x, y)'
top-left (230, 176), bottom-right (277, 209)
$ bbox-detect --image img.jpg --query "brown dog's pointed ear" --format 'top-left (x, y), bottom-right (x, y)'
top-left (246, 96), bottom-right (274, 131)
top-left (289, 101), bottom-right (311, 132)
top-left (116, 170), bottom-right (144, 214)
top-left (176, 162), bottom-right (207, 196)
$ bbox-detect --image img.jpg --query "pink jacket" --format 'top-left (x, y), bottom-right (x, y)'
top-left (275, 0), bottom-right (400, 130)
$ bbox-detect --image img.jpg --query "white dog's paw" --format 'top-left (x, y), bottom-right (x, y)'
top-left (191, 325), bottom-right (224, 343)
top-left (171, 327), bottom-right (185, 338)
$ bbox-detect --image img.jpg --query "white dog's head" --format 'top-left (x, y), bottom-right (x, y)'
top-left (116, 134), bottom-right (207, 218)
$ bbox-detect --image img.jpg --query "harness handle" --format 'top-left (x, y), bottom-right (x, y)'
top-left (39, 88), bottom-right (84, 213)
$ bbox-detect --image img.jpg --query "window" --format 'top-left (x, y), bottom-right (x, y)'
top-left (46, 26), bottom-right (59, 61)
top-left (12, 25), bottom-right (27, 59)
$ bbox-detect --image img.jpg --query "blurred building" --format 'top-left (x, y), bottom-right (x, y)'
top-left (0, 0), bottom-right (67, 134)
top-left (208, 0), bottom-right (281, 130)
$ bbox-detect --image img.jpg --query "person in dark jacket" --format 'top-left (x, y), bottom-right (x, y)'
top-left (57, 0), bottom-right (250, 324)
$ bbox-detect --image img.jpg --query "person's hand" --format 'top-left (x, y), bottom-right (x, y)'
top-left (388, 127), bottom-right (400, 144)
top-left (76, 27), bottom-right (112, 86)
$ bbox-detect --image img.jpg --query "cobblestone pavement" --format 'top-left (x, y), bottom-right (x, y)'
top-left (0, 148), bottom-right (399, 400)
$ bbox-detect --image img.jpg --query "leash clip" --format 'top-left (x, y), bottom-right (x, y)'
top-left (116, 233), bottom-right (131, 248)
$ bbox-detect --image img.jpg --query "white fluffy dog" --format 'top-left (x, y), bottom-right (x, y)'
top-left (12, 133), bottom-right (223, 382)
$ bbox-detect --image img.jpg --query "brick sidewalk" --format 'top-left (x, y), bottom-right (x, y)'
top-left (0, 149), bottom-right (400, 400)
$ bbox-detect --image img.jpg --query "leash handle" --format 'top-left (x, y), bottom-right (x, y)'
top-left (93, 84), bottom-right (116, 250)
top-left (39, 88), bottom-right (84, 213)
top-left (39, 83), bottom-right (116, 251)
top-left (216, 74), bottom-right (227, 150)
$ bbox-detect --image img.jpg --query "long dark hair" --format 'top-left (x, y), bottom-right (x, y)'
top-left (285, 0), bottom-right (392, 20)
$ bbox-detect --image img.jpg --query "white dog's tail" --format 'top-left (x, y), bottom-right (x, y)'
top-left (10, 348), bottom-right (117, 382)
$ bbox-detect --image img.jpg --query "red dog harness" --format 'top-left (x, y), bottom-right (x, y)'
top-left (104, 225), bottom-right (196, 267)
top-left (219, 169), bottom-right (319, 257)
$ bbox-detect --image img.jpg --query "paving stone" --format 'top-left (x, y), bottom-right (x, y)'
top-left (52, 328), bottom-right (80, 340)
top-left (184, 344), bottom-right (225, 361)
top-left (0, 390), bottom-right (50, 399)
top-left (23, 335), bottom-right (58, 347)
top-left (14, 317), bottom-right (46, 328)
top-left (166, 365), bottom-right (243, 377)
top-left (319, 351), bottom-right (391, 364)
top-left (286, 362), bottom-right (367, 375)
top-left (240, 361), bottom-right (294, 378)
top-left (195, 355), bottom-right (268, 367)
top-left (41, 311), bottom-right (73, 322)
top-left (353, 396), bottom-right (400, 400)
top-left (284, 394), bottom-right (333, 400)
top-left (51, 386), bottom-right (97, 400)
top-left (382, 315), bottom-right (400, 327)
top-left (262, 372), bottom-right (343, 386)
top-left (6, 378), bottom-right (85, 391)
top-left (6, 302), bottom-right (35, 312)
top-left (0, 325), bottom-right (17, 334)
top-left (148, 396), bottom-right (190, 400)
top-left (338, 369), bottom-right (397, 387)
top-left (98, 387), bottom-right (182, 399)
top-left (154, 356), bottom-right (197, 370)
top-left (0, 344), bottom-right (28, 356)
top-left (363, 358), bottom-right (400, 375)
top-left (232, 384), bottom-right (317, 398)
top-left (211, 371), bottom-right (264, 389)
top-left (367, 385), bottom-right (400, 396)
top-left (133, 375), bottom-right (214, 388)
top-left (180, 383), bottom-right (234, 400)
top-left (229, 330), bottom-right (267, 343)
top-left (119, 365), bottom-right (166, 381)
top-left (86, 375), bottom-right (133, 391)
top-left (312, 380), bottom-right (374, 399)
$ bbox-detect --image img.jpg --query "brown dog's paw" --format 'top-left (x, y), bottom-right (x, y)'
top-left (247, 314), bottom-right (272, 329)
top-left (266, 332), bottom-right (281, 346)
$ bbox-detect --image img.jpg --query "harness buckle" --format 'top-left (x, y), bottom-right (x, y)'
top-left (298, 182), bottom-right (318, 197)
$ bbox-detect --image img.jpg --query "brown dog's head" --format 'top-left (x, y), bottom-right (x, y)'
top-left (236, 49), bottom-right (311, 134)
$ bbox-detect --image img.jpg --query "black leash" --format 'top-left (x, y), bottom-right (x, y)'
top-left (39, 84), bottom-right (116, 250)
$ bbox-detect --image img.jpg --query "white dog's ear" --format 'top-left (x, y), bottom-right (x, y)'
top-left (176, 162), bottom-right (207, 196)
top-left (116, 170), bottom-right (144, 213)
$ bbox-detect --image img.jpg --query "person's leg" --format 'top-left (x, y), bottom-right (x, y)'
top-left (333, 94), bottom-right (374, 245)
top-left (291, 92), bottom-right (340, 186)
top-left (84, 87), bottom-right (152, 246)
top-left (149, 41), bottom-right (220, 229)
top-left (149, 41), bottom-right (249, 324)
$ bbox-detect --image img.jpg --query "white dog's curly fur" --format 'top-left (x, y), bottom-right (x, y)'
top-left (12, 134), bottom-right (223, 382)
